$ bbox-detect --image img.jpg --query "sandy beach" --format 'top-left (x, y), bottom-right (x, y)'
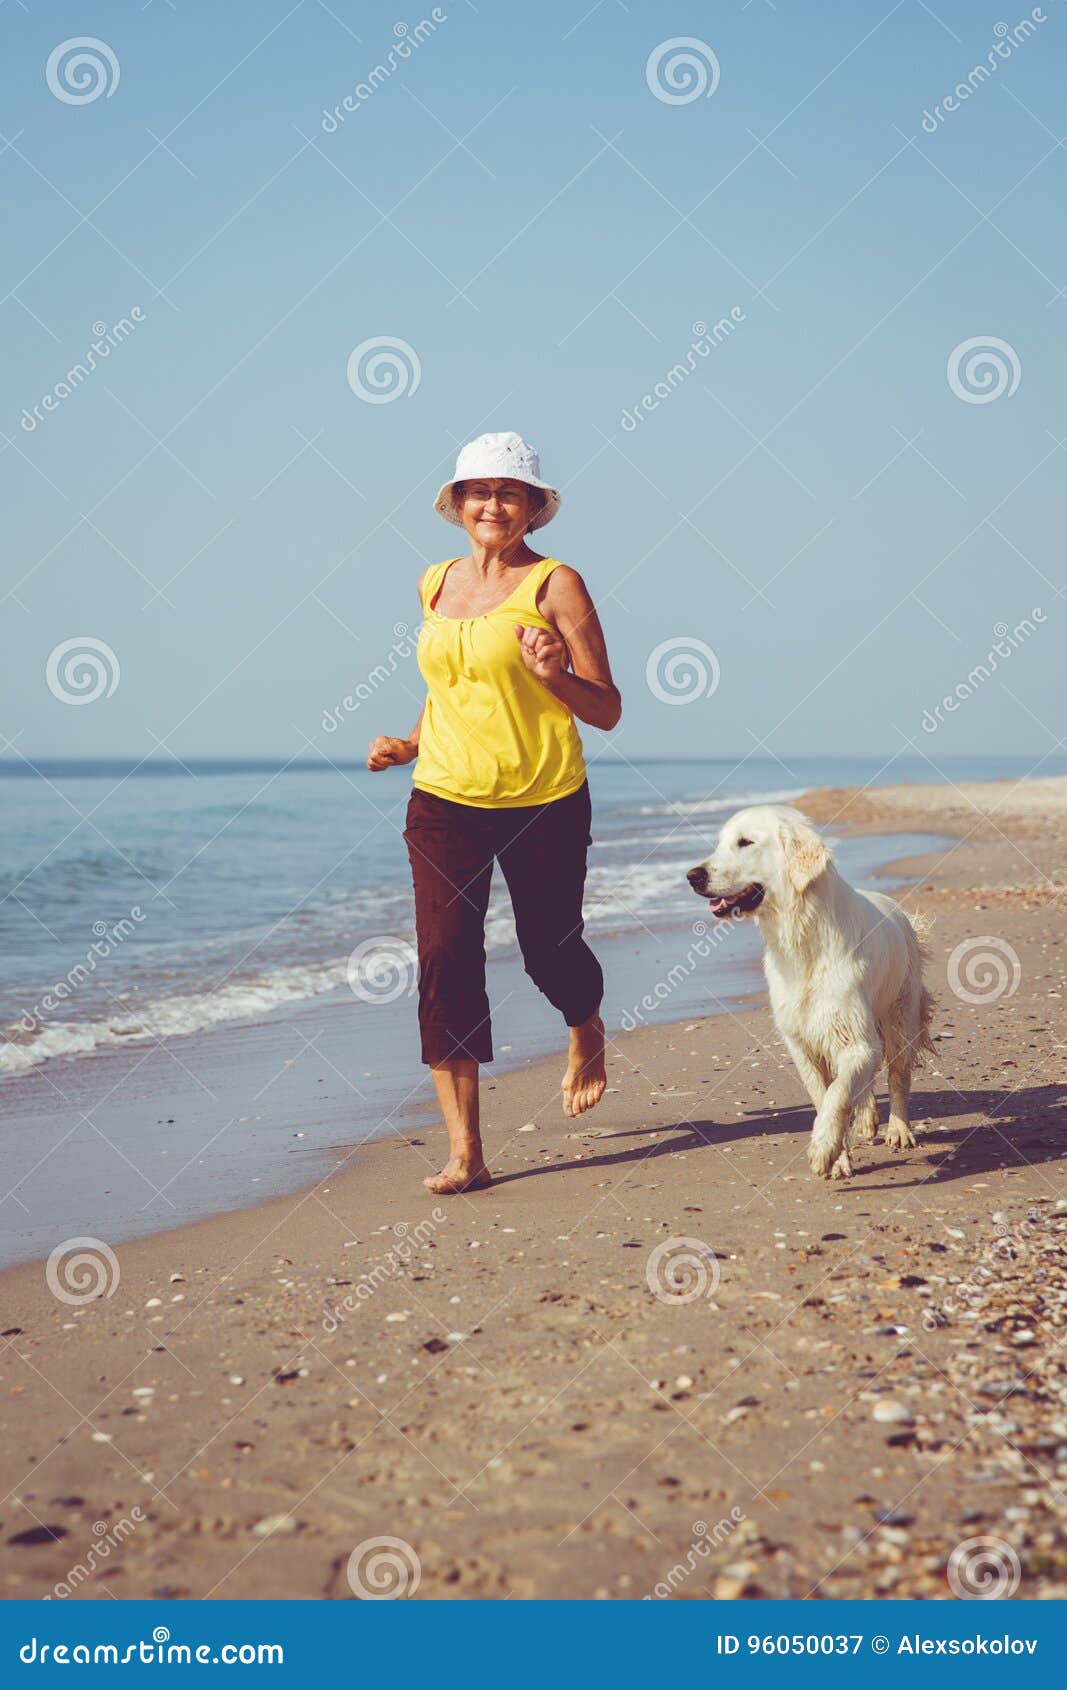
top-left (2, 775), bottom-right (1065, 1601)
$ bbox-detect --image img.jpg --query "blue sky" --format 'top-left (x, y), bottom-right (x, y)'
top-left (2, 0), bottom-right (1064, 767)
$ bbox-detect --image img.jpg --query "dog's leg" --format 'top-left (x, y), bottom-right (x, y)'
top-left (784, 1038), bottom-right (829, 1111)
top-left (852, 1093), bottom-right (880, 1143)
top-left (808, 1040), bottom-right (880, 1179)
top-left (834, 1071), bottom-right (880, 1178)
top-left (788, 1039), bottom-right (855, 1179)
top-left (883, 1008), bottom-right (919, 1152)
top-left (885, 1053), bottom-right (917, 1152)
top-left (829, 1136), bottom-right (853, 1181)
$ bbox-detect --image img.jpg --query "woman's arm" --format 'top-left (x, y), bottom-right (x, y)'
top-left (366, 707), bottom-right (421, 770)
top-left (514, 565), bottom-right (622, 731)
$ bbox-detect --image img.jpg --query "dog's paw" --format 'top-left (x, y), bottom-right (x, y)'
top-left (807, 1138), bottom-right (837, 1179)
top-left (884, 1119), bottom-right (916, 1152)
top-left (830, 1149), bottom-right (853, 1180)
top-left (853, 1104), bottom-right (879, 1143)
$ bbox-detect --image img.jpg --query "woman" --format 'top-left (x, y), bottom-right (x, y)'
top-left (367, 432), bottom-right (621, 1195)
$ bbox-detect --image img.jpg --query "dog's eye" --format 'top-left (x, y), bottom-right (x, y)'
top-left (737, 837), bottom-right (753, 849)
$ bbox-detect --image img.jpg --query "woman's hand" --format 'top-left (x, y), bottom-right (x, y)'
top-left (514, 623), bottom-right (568, 684)
top-left (366, 735), bottom-right (417, 771)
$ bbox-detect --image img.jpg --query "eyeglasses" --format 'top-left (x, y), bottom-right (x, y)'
top-left (460, 483), bottom-right (528, 504)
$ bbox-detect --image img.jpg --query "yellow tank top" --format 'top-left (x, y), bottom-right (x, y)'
top-left (412, 556), bottom-right (587, 808)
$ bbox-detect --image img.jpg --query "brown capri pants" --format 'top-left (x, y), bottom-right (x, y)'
top-left (403, 780), bottom-right (604, 1065)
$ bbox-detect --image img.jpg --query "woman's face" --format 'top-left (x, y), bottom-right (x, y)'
top-left (455, 478), bottom-right (534, 548)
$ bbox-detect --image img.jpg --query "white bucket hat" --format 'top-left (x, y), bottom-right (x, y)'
top-left (433, 431), bottom-right (561, 531)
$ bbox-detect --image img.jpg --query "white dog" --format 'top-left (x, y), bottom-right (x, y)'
top-left (686, 805), bottom-right (933, 1180)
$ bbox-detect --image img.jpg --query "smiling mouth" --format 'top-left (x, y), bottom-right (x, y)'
top-left (705, 883), bottom-right (765, 917)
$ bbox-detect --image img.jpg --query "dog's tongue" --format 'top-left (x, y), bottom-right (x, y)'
top-left (708, 895), bottom-right (733, 916)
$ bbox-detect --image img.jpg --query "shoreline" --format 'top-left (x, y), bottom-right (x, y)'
top-left (2, 774), bottom-right (1065, 1600)
top-left (0, 812), bottom-right (949, 1272)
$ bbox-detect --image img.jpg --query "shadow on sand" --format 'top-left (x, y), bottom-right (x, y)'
top-left (489, 1081), bottom-right (1067, 1191)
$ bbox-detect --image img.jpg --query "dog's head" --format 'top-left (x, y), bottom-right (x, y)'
top-left (686, 805), bottom-right (831, 919)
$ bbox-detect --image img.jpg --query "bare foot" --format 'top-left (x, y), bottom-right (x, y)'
top-left (423, 1160), bottom-right (492, 1195)
top-left (562, 1015), bottom-right (606, 1118)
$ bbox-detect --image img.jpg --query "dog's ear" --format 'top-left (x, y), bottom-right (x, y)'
top-left (780, 820), bottom-right (830, 893)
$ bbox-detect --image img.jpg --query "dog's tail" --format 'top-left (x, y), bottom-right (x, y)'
top-left (916, 982), bottom-right (936, 1061)
top-left (906, 908), bottom-right (934, 959)
top-left (905, 909), bottom-right (937, 1062)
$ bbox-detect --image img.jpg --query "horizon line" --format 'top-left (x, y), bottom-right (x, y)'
top-left (0, 750), bottom-right (1052, 775)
